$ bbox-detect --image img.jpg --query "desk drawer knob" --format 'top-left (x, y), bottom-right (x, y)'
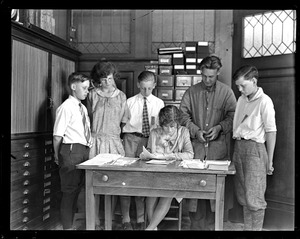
top-left (23, 199), bottom-right (29, 205)
top-left (200, 180), bottom-right (206, 187)
top-left (122, 182), bottom-right (126, 186)
top-left (23, 189), bottom-right (29, 195)
top-left (102, 175), bottom-right (109, 182)
top-left (24, 143), bottom-right (30, 149)
top-left (23, 171), bottom-right (30, 176)
top-left (22, 217), bottom-right (29, 223)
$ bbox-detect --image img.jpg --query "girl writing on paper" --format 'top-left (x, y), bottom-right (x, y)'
top-left (139, 105), bottom-right (194, 230)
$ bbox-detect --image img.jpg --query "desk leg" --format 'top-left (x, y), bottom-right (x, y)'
top-left (104, 195), bottom-right (112, 230)
top-left (86, 170), bottom-right (95, 230)
top-left (215, 175), bottom-right (225, 230)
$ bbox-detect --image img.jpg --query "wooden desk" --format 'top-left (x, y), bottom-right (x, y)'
top-left (76, 158), bottom-right (235, 230)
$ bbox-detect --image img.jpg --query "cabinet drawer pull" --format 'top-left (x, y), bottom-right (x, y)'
top-left (43, 213), bottom-right (50, 221)
top-left (43, 188), bottom-right (51, 196)
top-left (22, 226), bottom-right (28, 230)
top-left (200, 179), bottom-right (207, 187)
top-left (45, 156), bottom-right (52, 162)
top-left (23, 199), bottom-right (29, 205)
top-left (162, 93), bottom-right (169, 97)
top-left (23, 189), bottom-right (29, 195)
top-left (23, 161), bottom-right (31, 167)
top-left (23, 171), bottom-right (30, 176)
top-left (23, 152), bottom-right (30, 158)
top-left (24, 143), bottom-right (30, 149)
top-left (44, 181), bottom-right (51, 187)
top-left (45, 140), bottom-right (52, 146)
top-left (43, 197), bottom-right (50, 204)
top-left (44, 173), bottom-right (51, 179)
top-left (23, 180), bottom-right (30, 186)
top-left (43, 205), bottom-right (50, 212)
top-left (22, 217), bottom-right (29, 223)
top-left (23, 208), bottom-right (29, 214)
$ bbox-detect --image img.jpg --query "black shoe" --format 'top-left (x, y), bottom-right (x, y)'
top-left (135, 222), bottom-right (145, 230)
top-left (122, 222), bottom-right (133, 230)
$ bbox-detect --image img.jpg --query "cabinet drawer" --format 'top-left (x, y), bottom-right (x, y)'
top-left (11, 158), bottom-right (42, 182)
top-left (93, 171), bottom-right (216, 192)
top-left (175, 75), bottom-right (192, 86)
top-left (11, 183), bottom-right (41, 201)
top-left (158, 65), bottom-right (173, 75)
top-left (11, 148), bottom-right (45, 164)
top-left (11, 189), bottom-right (43, 212)
top-left (192, 75), bottom-right (202, 85)
top-left (11, 137), bottom-right (45, 152)
top-left (157, 88), bottom-right (173, 100)
top-left (157, 75), bottom-right (174, 87)
top-left (175, 89), bottom-right (188, 101)
top-left (11, 203), bottom-right (43, 222)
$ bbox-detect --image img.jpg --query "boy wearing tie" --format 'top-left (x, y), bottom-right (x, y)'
top-left (53, 73), bottom-right (92, 230)
top-left (120, 71), bottom-right (164, 230)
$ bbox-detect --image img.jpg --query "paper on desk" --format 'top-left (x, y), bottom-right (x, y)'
top-left (145, 159), bottom-right (174, 165)
top-left (109, 157), bottom-right (138, 166)
top-left (79, 153), bottom-right (123, 166)
top-left (179, 159), bottom-right (207, 169)
top-left (205, 159), bottom-right (231, 166)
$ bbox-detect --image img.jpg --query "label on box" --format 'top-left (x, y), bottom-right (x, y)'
top-left (174, 65), bottom-right (185, 69)
top-left (173, 53), bottom-right (184, 58)
top-left (186, 58), bottom-right (196, 63)
top-left (160, 58), bottom-right (170, 63)
top-left (186, 65), bottom-right (196, 69)
top-left (186, 46), bottom-right (196, 51)
top-left (198, 41), bottom-right (209, 46)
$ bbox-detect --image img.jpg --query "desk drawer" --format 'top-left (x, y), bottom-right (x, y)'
top-left (93, 171), bottom-right (216, 192)
top-left (11, 137), bottom-right (45, 152)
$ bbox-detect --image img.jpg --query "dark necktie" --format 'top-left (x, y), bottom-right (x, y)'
top-left (142, 97), bottom-right (150, 137)
top-left (79, 103), bottom-right (92, 147)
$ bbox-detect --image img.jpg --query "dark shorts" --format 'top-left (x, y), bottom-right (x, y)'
top-left (59, 143), bottom-right (89, 193)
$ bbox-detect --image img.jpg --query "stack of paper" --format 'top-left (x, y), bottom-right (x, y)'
top-left (179, 159), bottom-right (207, 169)
top-left (109, 157), bottom-right (138, 166)
top-left (206, 160), bottom-right (230, 171)
top-left (79, 153), bottom-right (123, 166)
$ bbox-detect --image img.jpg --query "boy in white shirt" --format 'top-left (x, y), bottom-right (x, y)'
top-left (232, 65), bottom-right (276, 231)
top-left (53, 72), bottom-right (92, 230)
top-left (120, 71), bottom-right (164, 230)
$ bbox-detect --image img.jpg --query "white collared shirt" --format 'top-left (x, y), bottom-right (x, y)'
top-left (53, 95), bottom-right (91, 146)
top-left (123, 93), bottom-right (165, 133)
top-left (233, 87), bottom-right (277, 143)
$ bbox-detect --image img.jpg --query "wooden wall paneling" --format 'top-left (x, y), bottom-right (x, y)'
top-left (91, 10), bottom-right (102, 44)
top-left (162, 10), bottom-right (173, 42)
top-left (193, 10), bottom-right (205, 41)
top-left (152, 10), bottom-right (163, 43)
top-left (51, 54), bottom-right (76, 129)
top-left (82, 10), bottom-right (92, 43)
top-left (172, 10), bottom-right (184, 42)
top-left (11, 40), bottom-right (49, 134)
top-left (52, 10), bottom-right (67, 41)
top-left (204, 10), bottom-right (215, 42)
top-left (259, 75), bottom-right (295, 230)
top-left (183, 10), bottom-right (194, 41)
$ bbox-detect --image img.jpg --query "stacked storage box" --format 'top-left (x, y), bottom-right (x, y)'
top-left (144, 42), bottom-right (209, 108)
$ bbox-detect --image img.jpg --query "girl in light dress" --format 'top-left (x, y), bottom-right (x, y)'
top-left (140, 105), bottom-right (194, 230)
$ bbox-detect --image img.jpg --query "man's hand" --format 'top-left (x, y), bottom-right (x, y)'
top-left (196, 130), bottom-right (208, 143)
top-left (205, 125), bottom-right (222, 141)
top-left (54, 154), bottom-right (59, 165)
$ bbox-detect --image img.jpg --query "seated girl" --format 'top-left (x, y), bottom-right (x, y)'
top-left (139, 105), bottom-right (194, 230)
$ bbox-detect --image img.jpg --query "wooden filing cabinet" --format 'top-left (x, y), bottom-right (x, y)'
top-left (10, 133), bottom-right (61, 230)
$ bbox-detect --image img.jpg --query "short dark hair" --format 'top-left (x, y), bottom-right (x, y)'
top-left (199, 55), bottom-right (222, 71)
top-left (159, 105), bottom-right (181, 127)
top-left (68, 72), bottom-right (89, 88)
top-left (233, 65), bottom-right (259, 81)
top-left (138, 71), bottom-right (156, 83)
top-left (90, 60), bottom-right (119, 86)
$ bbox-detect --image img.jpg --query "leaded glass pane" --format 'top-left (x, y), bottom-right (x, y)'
top-left (243, 10), bottom-right (296, 58)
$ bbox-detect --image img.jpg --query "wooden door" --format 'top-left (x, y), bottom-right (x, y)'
top-left (231, 10), bottom-right (295, 230)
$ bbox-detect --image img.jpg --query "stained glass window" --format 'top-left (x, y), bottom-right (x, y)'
top-left (243, 10), bottom-right (296, 58)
